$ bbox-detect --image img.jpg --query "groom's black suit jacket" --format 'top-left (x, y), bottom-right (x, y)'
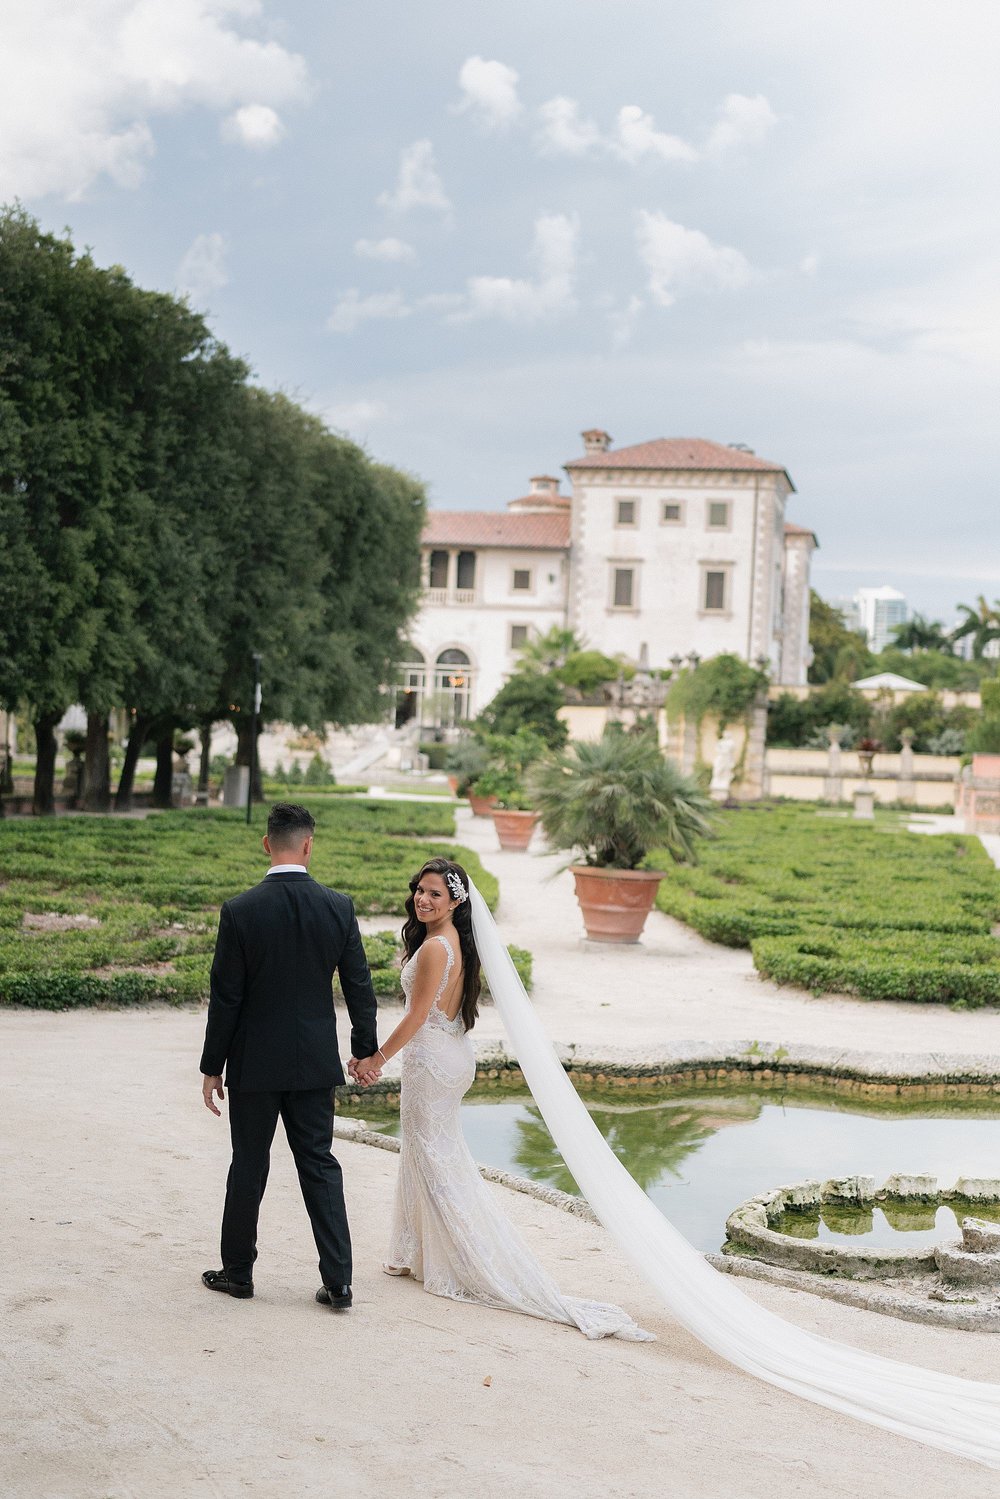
top-left (199, 872), bottom-right (378, 1091)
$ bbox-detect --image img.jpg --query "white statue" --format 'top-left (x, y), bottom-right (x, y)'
top-left (709, 732), bottom-right (736, 800)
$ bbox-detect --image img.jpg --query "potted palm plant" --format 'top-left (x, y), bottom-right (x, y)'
top-left (530, 724), bottom-right (715, 942)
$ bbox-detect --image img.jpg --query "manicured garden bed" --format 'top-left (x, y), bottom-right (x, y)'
top-left (651, 804), bottom-right (1000, 1006)
top-left (0, 802), bottom-right (499, 1010)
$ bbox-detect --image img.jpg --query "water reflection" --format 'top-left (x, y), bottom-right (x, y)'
top-left (360, 1087), bottom-right (1000, 1252)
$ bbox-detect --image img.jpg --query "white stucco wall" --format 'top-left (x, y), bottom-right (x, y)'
top-left (410, 545), bottom-right (568, 714)
top-left (566, 471), bottom-right (790, 670)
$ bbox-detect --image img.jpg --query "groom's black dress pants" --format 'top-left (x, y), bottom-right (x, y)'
top-left (221, 1087), bottom-right (351, 1288)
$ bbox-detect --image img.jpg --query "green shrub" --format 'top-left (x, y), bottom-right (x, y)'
top-left (653, 803), bottom-right (1000, 1005)
top-left (0, 800), bottom-right (504, 1010)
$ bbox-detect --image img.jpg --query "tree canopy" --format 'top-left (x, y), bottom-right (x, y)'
top-left (0, 206), bottom-right (426, 812)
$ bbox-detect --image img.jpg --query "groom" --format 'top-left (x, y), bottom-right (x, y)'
top-left (199, 802), bottom-right (379, 1310)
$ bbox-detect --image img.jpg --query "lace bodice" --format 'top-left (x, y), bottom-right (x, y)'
top-left (401, 934), bottom-right (464, 1036)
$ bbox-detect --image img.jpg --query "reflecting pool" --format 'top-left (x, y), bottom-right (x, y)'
top-left (360, 1088), bottom-right (1000, 1252)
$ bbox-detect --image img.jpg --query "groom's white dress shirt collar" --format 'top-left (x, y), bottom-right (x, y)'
top-left (266, 864), bottom-right (308, 875)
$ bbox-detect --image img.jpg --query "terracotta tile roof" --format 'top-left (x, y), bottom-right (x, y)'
top-left (422, 510), bottom-right (570, 550)
top-left (506, 492), bottom-right (571, 511)
top-left (565, 436), bottom-right (794, 488)
top-left (784, 521), bottom-right (819, 545)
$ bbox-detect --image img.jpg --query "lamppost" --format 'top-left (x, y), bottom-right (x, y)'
top-left (247, 652), bottom-right (262, 826)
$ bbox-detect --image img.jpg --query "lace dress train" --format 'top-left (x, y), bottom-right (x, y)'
top-left (385, 935), bottom-right (652, 1341)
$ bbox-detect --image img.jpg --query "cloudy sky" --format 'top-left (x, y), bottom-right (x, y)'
top-left (3, 0), bottom-right (997, 621)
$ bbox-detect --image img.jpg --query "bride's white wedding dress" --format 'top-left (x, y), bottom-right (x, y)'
top-left (385, 933), bottom-right (652, 1341)
top-left (462, 880), bottom-right (1000, 1471)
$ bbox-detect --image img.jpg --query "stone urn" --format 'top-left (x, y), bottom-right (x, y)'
top-left (570, 866), bottom-right (666, 944)
top-left (467, 791), bottom-right (499, 817)
top-left (490, 808), bottom-right (539, 851)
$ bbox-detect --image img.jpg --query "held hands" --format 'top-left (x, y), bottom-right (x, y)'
top-left (349, 1054), bottom-right (383, 1088)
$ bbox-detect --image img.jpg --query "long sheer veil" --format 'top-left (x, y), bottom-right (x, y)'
top-left (468, 880), bottom-right (1000, 1470)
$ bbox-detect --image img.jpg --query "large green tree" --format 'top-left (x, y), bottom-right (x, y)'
top-left (807, 591), bottom-right (873, 684)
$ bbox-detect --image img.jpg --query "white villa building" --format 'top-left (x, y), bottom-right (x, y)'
top-left (398, 430), bottom-right (817, 729)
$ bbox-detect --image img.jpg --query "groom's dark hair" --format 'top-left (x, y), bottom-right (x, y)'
top-left (266, 803), bottom-right (316, 847)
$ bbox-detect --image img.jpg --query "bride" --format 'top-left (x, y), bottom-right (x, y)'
top-left (353, 858), bottom-right (1000, 1469)
top-left (352, 856), bottom-right (651, 1341)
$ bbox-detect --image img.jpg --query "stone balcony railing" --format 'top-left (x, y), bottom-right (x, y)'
top-left (423, 586), bottom-right (478, 606)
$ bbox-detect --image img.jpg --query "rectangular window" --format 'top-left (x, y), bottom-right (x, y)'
top-left (428, 549), bottom-right (449, 589)
top-left (456, 550), bottom-right (476, 590)
top-left (509, 624), bottom-right (529, 649)
top-left (707, 501), bottom-right (730, 529)
top-left (661, 501), bottom-right (683, 524)
top-left (615, 498), bottom-right (637, 527)
top-left (612, 567), bottom-right (635, 609)
top-left (512, 568), bottom-right (532, 592)
top-left (704, 570), bottom-right (727, 611)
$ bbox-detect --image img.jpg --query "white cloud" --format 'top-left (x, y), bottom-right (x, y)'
top-left (221, 102), bottom-right (285, 149)
top-left (635, 211), bottom-right (752, 306)
top-left (454, 56), bottom-right (521, 129)
top-left (0, 0), bottom-right (308, 200)
top-left (377, 139), bottom-right (451, 215)
top-left (800, 253), bottom-right (820, 276)
top-left (324, 398), bottom-right (388, 430)
top-left (607, 295), bottom-right (645, 349)
top-left (176, 231), bottom-right (229, 305)
top-left (354, 236), bottom-right (416, 263)
top-left (327, 289), bottom-right (411, 334)
top-left (614, 106), bottom-right (698, 165)
top-left (704, 93), bottom-right (777, 158)
top-left (536, 97), bottom-right (603, 157)
top-left (441, 212), bottom-right (579, 324)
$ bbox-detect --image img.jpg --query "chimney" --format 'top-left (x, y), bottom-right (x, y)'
top-left (581, 428), bottom-right (612, 454)
top-left (529, 474), bottom-right (561, 495)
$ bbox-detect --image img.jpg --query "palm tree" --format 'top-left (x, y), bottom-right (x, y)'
top-left (514, 626), bottom-right (582, 675)
top-left (890, 614), bottom-right (953, 654)
top-left (530, 723), bottom-right (715, 869)
top-left (950, 597), bottom-right (1000, 659)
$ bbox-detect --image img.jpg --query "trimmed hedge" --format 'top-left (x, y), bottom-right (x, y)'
top-left (0, 801), bottom-right (503, 1010)
top-left (652, 804), bottom-right (1000, 1006)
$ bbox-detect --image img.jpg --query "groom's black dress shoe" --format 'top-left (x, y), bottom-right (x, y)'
top-left (202, 1269), bottom-right (254, 1299)
top-left (316, 1284), bottom-right (352, 1310)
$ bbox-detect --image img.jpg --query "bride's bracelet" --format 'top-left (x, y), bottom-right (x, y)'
top-left (376, 1047), bottom-right (389, 1066)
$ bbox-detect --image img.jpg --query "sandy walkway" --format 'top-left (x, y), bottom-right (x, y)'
top-left (2, 1005), bottom-right (999, 1499)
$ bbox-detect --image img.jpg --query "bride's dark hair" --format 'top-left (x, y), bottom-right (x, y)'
top-left (402, 858), bottom-right (481, 1032)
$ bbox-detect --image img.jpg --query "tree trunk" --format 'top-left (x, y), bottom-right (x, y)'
top-left (152, 728), bottom-right (174, 809)
top-left (235, 718), bottom-right (264, 801)
top-left (115, 714), bottom-right (149, 812)
top-left (82, 712), bottom-right (112, 812)
top-left (32, 713), bottom-right (60, 816)
top-left (197, 720), bottom-right (212, 798)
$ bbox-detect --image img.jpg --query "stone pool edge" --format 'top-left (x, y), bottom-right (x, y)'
top-left (338, 1041), bottom-right (1000, 1108)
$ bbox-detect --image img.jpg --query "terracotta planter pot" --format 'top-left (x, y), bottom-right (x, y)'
top-left (490, 808), bottom-right (539, 851)
top-left (468, 791), bottom-right (499, 818)
top-left (570, 865), bottom-right (666, 944)
top-left (447, 775), bottom-right (460, 796)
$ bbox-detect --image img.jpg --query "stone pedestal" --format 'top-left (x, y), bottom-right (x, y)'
top-left (853, 786), bottom-right (875, 820)
top-left (823, 727), bottom-right (844, 802)
top-left (222, 765), bottom-right (250, 808)
top-left (957, 753), bottom-right (1000, 833)
top-left (898, 729), bottom-right (916, 804)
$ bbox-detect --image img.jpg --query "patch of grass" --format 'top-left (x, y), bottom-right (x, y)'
top-left (0, 800), bottom-right (501, 1010)
top-left (652, 803), bottom-right (1000, 1006)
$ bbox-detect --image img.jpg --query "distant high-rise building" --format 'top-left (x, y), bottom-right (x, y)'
top-left (855, 586), bottom-right (908, 653)
top-left (830, 596), bottom-right (862, 633)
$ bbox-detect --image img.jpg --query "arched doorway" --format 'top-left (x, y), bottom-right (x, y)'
top-left (434, 648), bottom-right (473, 728)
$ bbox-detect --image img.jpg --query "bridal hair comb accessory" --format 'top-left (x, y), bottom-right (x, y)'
top-left (445, 870), bottom-right (468, 903)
